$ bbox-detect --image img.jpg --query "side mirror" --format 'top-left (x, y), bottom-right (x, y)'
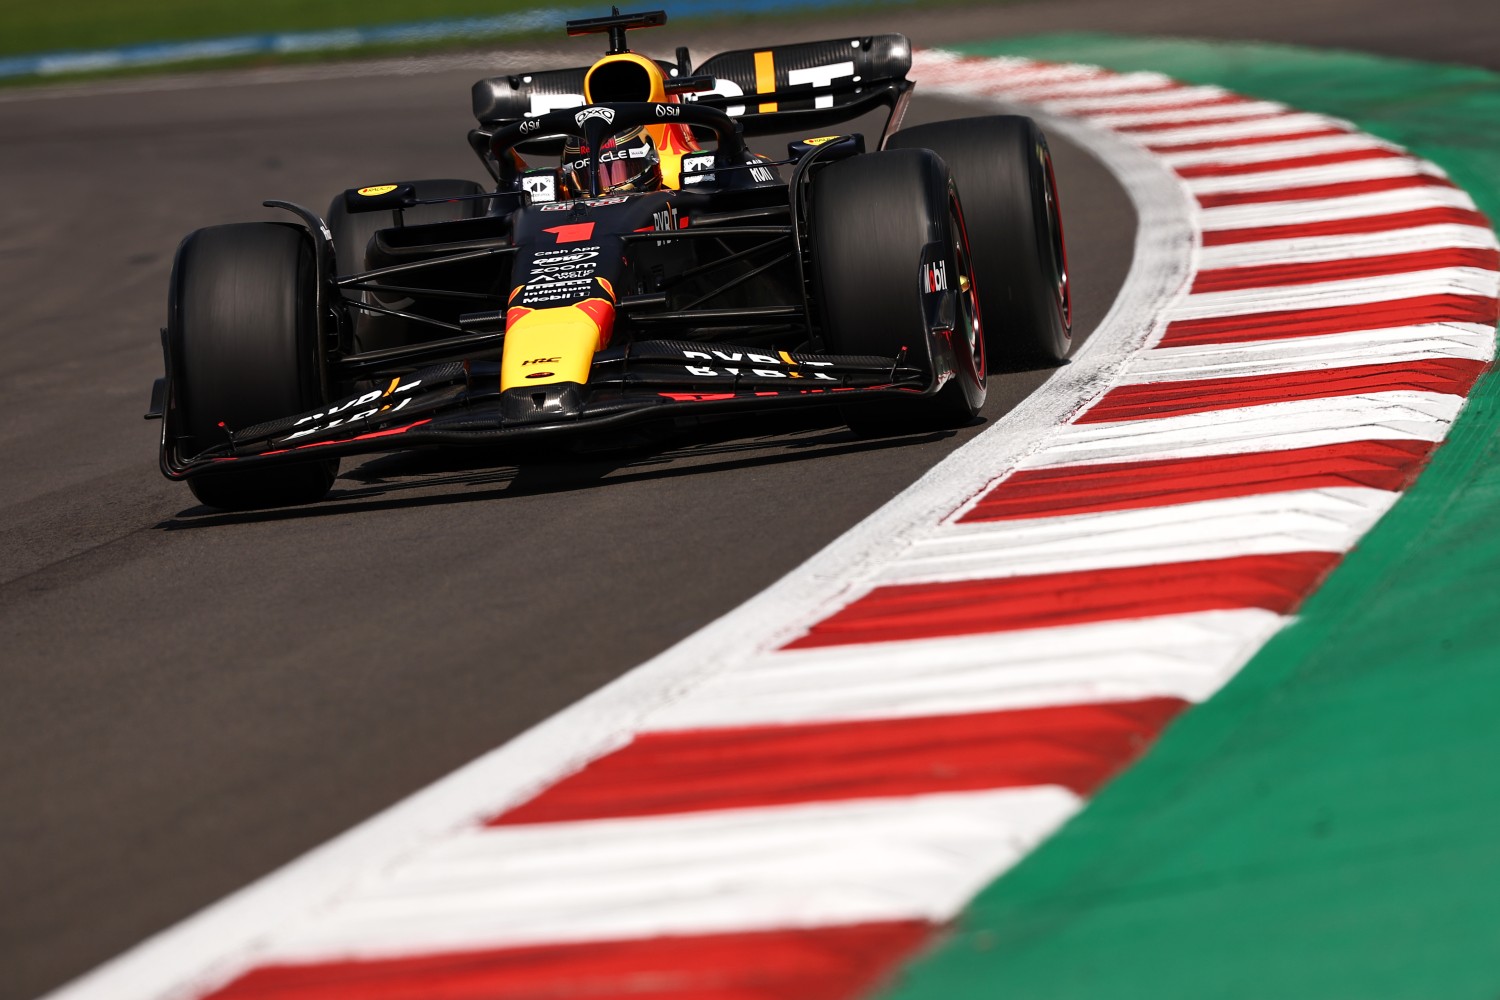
top-left (520, 168), bottom-right (563, 204)
top-left (341, 183), bottom-right (417, 214)
top-left (680, 151), bottom-right (720, 187)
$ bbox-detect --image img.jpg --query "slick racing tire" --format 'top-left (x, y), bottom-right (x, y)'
top-left (326, 178), bottom-right (489, 352)
top-left (170, 222), bottom-right (337, 510)
top-left (888, 115), bottom-right (1071, 368)
top-left (811, 147), bottom-right (987, 438)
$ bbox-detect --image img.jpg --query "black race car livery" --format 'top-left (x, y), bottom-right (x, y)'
top-left (148, 9), bottom-right (1070, 509)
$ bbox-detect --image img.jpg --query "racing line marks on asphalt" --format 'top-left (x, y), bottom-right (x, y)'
top-left (43, 49), bottom-right (1500, 1000)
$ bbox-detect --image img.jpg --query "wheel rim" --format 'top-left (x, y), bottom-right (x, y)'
top-left (1041, 146), bottom-right (1072, 333)
top-left (950, 195), bottom-right (986, 385)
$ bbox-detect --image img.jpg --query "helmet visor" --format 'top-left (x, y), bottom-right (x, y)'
top-left (599, 155), bottom-right (644, 191)
top-left (598, 133), bottom-right (659, 192)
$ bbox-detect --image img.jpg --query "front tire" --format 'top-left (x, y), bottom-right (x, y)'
top-left (169, 222), bottom-right (337, 510)
top-left (888, 115), bottom-right (1071, 368)
top-left (811, 148), bottom-right (986, 437)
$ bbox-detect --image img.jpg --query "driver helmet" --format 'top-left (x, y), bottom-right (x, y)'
top-left (562, 127), bottom-right (662, 197)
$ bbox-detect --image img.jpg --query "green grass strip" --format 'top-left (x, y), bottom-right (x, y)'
top-left (880, 34), bottom-right (1500, 1000)
top-left (0, 2), bottom-right (542, 57)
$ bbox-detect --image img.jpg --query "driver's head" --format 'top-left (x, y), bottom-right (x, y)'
top-left (562, 127), bottom-right (662, 198)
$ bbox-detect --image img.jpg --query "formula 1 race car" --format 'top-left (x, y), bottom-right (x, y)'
top-left (147, 8), bottom-right (1071, 509)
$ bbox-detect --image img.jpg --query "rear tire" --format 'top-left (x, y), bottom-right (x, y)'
top-left (811, 148), bottom-right (986, 437)
top-left (327, 178), bottom-right (489, 352)
top-left (170, 222), bottom-right (337, 510)
top-left (888, 115), bottom-right (1071, 368)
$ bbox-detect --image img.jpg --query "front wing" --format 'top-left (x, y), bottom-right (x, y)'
top-left (160, 340), bottom-right (941, 479)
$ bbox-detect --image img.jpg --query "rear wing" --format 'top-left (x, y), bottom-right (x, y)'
top-left (687, 34), bottom-right (913, 137)
top-left (471, 34), bottom-right (913, 139)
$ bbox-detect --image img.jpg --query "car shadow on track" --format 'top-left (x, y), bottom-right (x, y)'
top-left (153, 415), bottom-right (965, 530)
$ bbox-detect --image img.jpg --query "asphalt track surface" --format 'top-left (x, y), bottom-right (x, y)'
top-left (0, 1), bottom-right (1490, 997)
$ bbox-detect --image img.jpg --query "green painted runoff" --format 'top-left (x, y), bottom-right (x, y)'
top-left (880, 34), bottom-right (1500, 1000)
